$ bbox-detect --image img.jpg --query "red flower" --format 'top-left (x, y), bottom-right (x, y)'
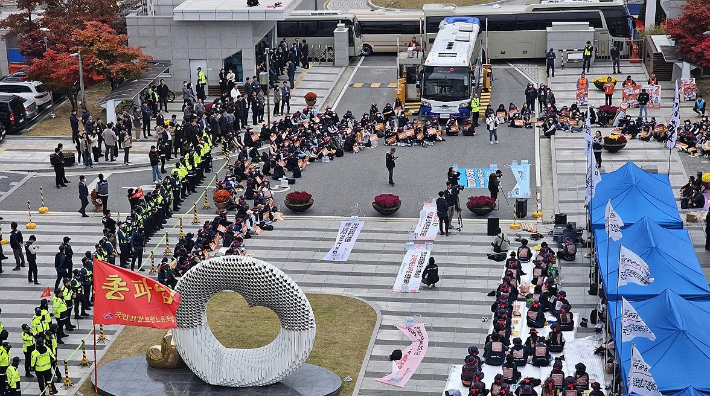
top-left (286, 191), bottom-right (312, 205)
top-left (467, 195), bottom-right (496, 208)
top-left (304, 92), bottom-right (317, 101)
top-left (374, 193), bottom-right (401, 208)
top-left (213, 189), bottom-right (231, 204)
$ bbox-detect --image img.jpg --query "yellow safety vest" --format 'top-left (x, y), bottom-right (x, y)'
top-left (31, 349), bottom-right (54, 372)
top-left (6, 365), bottom-right (20, 389)
top-left (31, 315), bottom-right (48, 335)
top-left (583, 46), bottom-right (592, 56)
top-left (22, 331), bottom-right (35, 352)
top-left (52, 295), bottom-right (66, 316)
top-left (471, 97), bottom-right (480, 112)
top-left (0, 347), bottom-right (9, 367)
top-left (198, 70), bottom-right (207, 84)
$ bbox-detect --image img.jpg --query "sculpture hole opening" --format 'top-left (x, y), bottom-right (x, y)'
top-left (206, 291), bottom-right (281, 349)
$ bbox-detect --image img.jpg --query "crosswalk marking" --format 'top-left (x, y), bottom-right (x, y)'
top-left (370, 83), bottom-right (381, 88)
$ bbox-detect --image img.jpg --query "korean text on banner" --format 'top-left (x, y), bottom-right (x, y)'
top-left (605, 200), bottom-right (624, 241)
top-left (666, 80), bottom-right (680, 149)
top-left (643, 84), bottom-right (662, 109)
top-left (681, 78), bottom-right (697, 101)
top-left (508, 161), bottom-right (531, 199)
top-left (576, 87), bottom-right (589, 106)
top-left (618, 245), bottom-right (653, 287)
top-left (321, 220), bottom-right (364, 262)
top-left (92, 259), bottom-right (181, 329)
top-left (414, 203), bottom-right (439, 241)
top-left (457, 167), bottom-right (497, 189)
top-left (622, 84), bottom-right (642, 107)
top-left (376, 323), bottom-right (429, 387)
top-left (628, 344), bottom-right (662, 396)
top-left (393, 246), bottom-right (432, 293)
top-left (621, 297), bottom-right (656, 342)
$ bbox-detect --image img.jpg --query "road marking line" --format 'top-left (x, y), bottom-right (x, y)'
top-left (332, 56), bottom-right (364, 111)
top-left (388, 83), bottom-right (397, 88)
top-left (293, 67), bottom-right (311, 90)
top-left (0, 172), bottom-right (33, 205)
top-left (370, 83), bottom-right (381, 88)
top-left (353, 83), bottom-right (364, 88)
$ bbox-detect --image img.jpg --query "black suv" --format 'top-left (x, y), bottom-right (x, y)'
top-left (0, 94), bottom-right (27, 133)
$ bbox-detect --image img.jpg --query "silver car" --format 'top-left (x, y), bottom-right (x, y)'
top-left (22, 97), bottom-right (37, 119)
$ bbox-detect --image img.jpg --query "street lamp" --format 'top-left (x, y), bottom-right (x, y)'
top-left (69, 51), bottom-right (85, 108)
top-left (39, 28), bottom-right (55, 118)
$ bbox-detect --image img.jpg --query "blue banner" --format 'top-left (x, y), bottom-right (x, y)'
top-left (457, 166), bottom-right (497, 189)
top-left (508, 160), bottom-right (531, 198)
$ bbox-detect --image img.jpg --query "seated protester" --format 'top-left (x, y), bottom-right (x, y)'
top-left (498, 383), bottom-right (514, 396)
top-left (501, 354), bottom-right (521, 384)
top-left (551, 290), bottom-right (571, 317)
top-left (523, 328), bottom-right (542, 355)
top-left (573, 362), bottom-right (590, 390)
top-left (505, 252), bottom-right (522, 271)
top-left (562, 376), bottom-right (580, 396)
top-left (470, 382), bottom-right (487, 396)
top-left (556, 238), bottom-right (577, 261)
top-left (505, 270), bottom-right (520, 289)
top-left (492, 228), bottom-right (510, 252)
top-left (560, 222), bottom-right (577, 243)
top-left (538, 241), bottom-right (555, 262)
top-left (484, 332), bottom-right (508, 366)
top-left (466, 345), bottom-right (482, 369)
top-left (690, 187), bottom-right (705, 209)
top-left (492, 321), bottom-right (512, 347)
top-left (558, 304), bottom-right (575, 331)
top-left (680, 176), bottom-right (696, 208)
top-left (496, 104), bottom-right (508, 122)
top-left (520, 104), bottom-right (533, 128)
top-left (526, 302), bottom-right (545, 328)
top-left (157, 257), bottom-right (177, 288)
top-left (542, 377), bottom-right (557, 396)
top-left (490, 374), bottom-right (505, 396)
top-left (421, 257), bottom-right (440, 288)
top-left (516, 385), bottom-right (538, 396)
top-left (497, 282), bottom-right (517, 306)
top-left (542, 118), bottom-right (556, 137)
top-left (589, 382), bottom-right (604, 396)
top-left (623, 118), bottom-right (640, 138)
top-left (509, 337), bottom-right (528, 366)
top-left (531, 261), bottom-right (548, 286)
top-left (461, 355), bottom-right (479, 387)
top-left (550, 358), bottom-right (566, 391)
top-left (530, 340), bottom-right (550, 367)
top-left (473, 372), bottom-right (487, 396)
top-left (517, 239), bottom-right (532, 262)
top-left (547, 323), bottom-right (566, 353)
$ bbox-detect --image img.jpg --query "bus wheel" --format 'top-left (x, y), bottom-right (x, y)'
top-left (361, 45), bottom-right (373, 56)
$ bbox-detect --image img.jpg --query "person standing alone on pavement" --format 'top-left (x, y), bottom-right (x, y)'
top-left (78, 175), bottom-right (89, 217)
top-left (10, 222), bottom-right (25, 271)
top-left (102, 123), bottom-right (117, 162)
top-left (25, 235), bottom-right (39, 284)
top-left (50, 147), bottom-right (67, 189)
top-left (150, 145), bottom-right (161, 183)
top-left (545, 48), bottom-right (556, 78)
top-left (486, 113), bottom-right (499, 144)
top-left (582, 41), bottom-right (593, 73)
top-left (603, 77), bottom-right (615, 106)
top-left (638, 88), bottom-right (650, 121)
top-left (141, 102), bottom-right (152, 139)
top-left (96, 174), bottom-right (109, 212)
top-left (488, 170), bottom-right (502, 203)
top-left (436, 191), bottom-right (450, 236)
top-left (386, 148), bottom-right (397, 186)
top-left (610, 43), bottom-right (621, 74)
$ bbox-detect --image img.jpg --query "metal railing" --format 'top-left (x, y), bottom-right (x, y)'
top-left (310, 44), bottom-right (335, 65)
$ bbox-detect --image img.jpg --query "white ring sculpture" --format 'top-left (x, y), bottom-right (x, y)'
top-left (172, 256), bottom-right (316, 387)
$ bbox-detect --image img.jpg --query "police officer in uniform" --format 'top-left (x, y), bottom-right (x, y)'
top-left (52, 289), bottom-right (71, 342)
top-left (0, 342), bottom-right (10, 394)
top-left (5, 356), bottom-right (19, 396)
top-left (70, 269), bottom-right (89, 319)
top-left (117, 223), bottom-right (131, 268)
top-left (80, 258), bottom-right (93, 307)
top-left (31, 343), bottom-right (56, 395)
top-left (20, 324), bottom-right (34, 377)
top-left (582, 41), bottom-right (593, 73)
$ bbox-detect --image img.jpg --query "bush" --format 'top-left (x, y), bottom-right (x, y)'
top-left (604, 134), bottom-right (628, 145)
top-left (598, 105), bottom-right (618, 114)
top-left (702, 173), bottom-right (710, 183)
top-left (304, 92), bottom-right (317, 101)
top-left (592, 76), bottom-right (618, 85)
top-left (374, 194), bottom-right (401, 208)
top-left (285, 191), bottom-right (312, 205)
top-left (213, 189), bottom-right (231, 204)
top-left (467, 195), bottom-right (496, 208)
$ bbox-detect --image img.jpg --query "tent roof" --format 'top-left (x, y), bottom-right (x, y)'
top-left (589, 162), bottom-right (682, 230)
top-left (594, 217), bottom-right (710, 301)
top-left (610, 290), bottom-right (710, 394)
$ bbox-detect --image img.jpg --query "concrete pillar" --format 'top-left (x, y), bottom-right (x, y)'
top-left (333, 23), bottom-right (349, 67)
top-left (104, 99), bottom-right (118, 125)
top-left (645, 0), bottom-right (657, 29)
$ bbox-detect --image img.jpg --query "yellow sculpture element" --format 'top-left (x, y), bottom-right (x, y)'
top-left (146, 330), bottom-right (187, 369)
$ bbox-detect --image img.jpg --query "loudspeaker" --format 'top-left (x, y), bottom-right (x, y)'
top-left (487, 217), bottom-right (499, 236)
top-left (555, 213), bottom-right (567, 225)
top-left (515, 199), bottom-right (527, 219)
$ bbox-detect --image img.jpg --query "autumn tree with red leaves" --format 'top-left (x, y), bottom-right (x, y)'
top-left (25, 50), bottom-right (97, 110)
top-left (665, 0), bottom-right (710, 67)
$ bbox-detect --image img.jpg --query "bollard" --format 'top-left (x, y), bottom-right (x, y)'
top-left (178, 217), bottom-right (185, 238)
top-left (62, 360), bottom-right (74, 388)
top-left (26, 201), bottom-right (36, 229)
top-left (164, 232), bottom-right (171, 255)
top-left (203, 187), bottom-right (211, 210)
top-left (532, 189), bottom-right (543, 219)
top-left (79, 340), bottom-right (90, 367)
top-left (97, 325), bottom-right (107, 343)
top-left (149, 251), bottom-right (157, 275)
top-left (38, 187), bottom-right (49, 213)
top-left (191, 204), bottom-right (199, 224)
top-left (509, 208), bottom-right (521, 230)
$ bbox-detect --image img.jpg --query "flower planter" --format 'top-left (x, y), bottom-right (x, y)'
top-left (285, 199), bottom-right (314, 213)
top-left (603, 143), bottom-right (626, 153)
top-left (215, 201), bottom-right (228, 213)
top-left (91, 197), bottom-right (103, 213)
top-left (468, 206), bottom-right (495, 216)
top-left (372, 202), bottom-right (400, 216)
top-left (306, 99), bottom-right (316, 107)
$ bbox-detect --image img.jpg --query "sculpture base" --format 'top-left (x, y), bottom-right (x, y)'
top-left (92, 355), bottom-right (342, 396)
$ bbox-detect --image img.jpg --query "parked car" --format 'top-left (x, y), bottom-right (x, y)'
top-left (0, 94), bottom-right (27, 133)
top-left (22, 97), bottom-right (37, 119)
top-left (0, 81), bottom-right (52, 108)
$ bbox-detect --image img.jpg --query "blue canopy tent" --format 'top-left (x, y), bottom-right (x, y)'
top-left (589, 162), bottom-right (682, 230)
top-left (609, 291), bottom-right (710, 394)
top-left (660, 387), bottom-right (710, 396)
top-left (594, 217), bottom-right (710, 301)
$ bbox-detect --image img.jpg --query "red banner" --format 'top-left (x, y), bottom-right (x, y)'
top-left (92, 259), bottom-right (181, 329)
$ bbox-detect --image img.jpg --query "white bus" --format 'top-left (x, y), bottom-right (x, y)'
top-left (276, 10), bottom-right (362, 57)
top-left (423, 0), bottom-right (634, 60)
top-left (351, 9), bottom-right (424, 55)
top-left (420, 17), bottom-right (483, 119)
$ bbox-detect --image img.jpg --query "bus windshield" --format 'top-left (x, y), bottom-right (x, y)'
top-left (422, 66), bottom-right (470, 101)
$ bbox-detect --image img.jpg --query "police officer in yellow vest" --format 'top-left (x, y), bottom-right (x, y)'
top-left (471, 93), bottom-right (481, 128)
top-left (0, 342), bottom-right (10, 394)
top-left (21, 324), bottom-right (34, 377)
top-left (31, 343), bottom-right (56, 395)
top-left (582, 41), bottom-right (593, 73)
top-left (5, 356), bottom-right (20, 396)
top-left (52, 289), bottom-right (71, 342)
top-left (196, 67), bottom-right (207, 101)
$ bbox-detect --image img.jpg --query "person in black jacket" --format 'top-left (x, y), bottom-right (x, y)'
top-left (436, 191), bottom-right (450, 236)
top-left (78, 175), bottom-right (89, 217)
top-left (156, 79), bottom-right (170, 112)
top-left (386, 148), bottom-right (397, 186)
top-left (421, 257), bottom-right (439, 288)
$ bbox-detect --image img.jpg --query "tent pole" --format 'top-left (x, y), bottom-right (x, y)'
top-left (612, 247), bottom-right (622, 394)
top-left (667, 148), bottom-right (671, 175)
top-left (604, 234), bottom-right (610, 380)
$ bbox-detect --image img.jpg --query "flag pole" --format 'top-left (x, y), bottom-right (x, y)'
top-left (612, 246), bottom-right (622, 394)
top-left (604, 232), bottom-right (610, 373)
top-left (94, 325), bottom-right (99, 396)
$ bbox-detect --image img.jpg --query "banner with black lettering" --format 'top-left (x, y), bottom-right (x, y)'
top-left (414, 203), bottom-right (439, 241)
top-left (621, 297), bottom-right (656, 342)
top-left (628, 344), bottom-right (662, 396)
top-left (321, 220), bottom-right (364, 262)
top-left (619, 245), bottom-right (653, 287)
top-left (392, 246), bottom-right (432, 293)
